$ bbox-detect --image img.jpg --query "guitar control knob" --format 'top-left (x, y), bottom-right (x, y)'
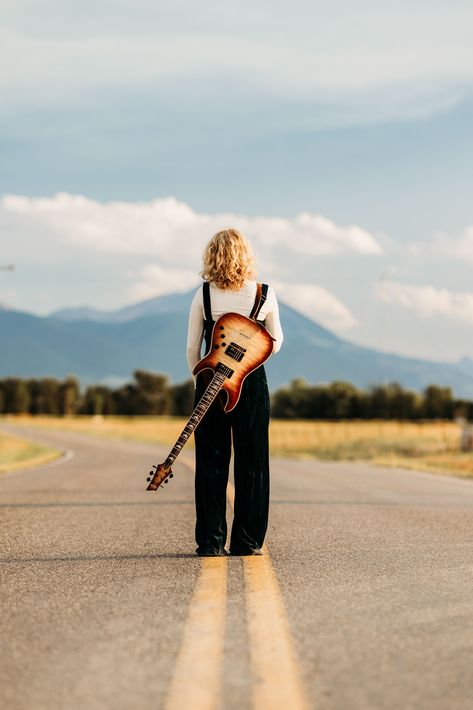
top-left (222, 343), bottom-right (226, 346)
top-left (219, 325), bottom-right (224, 330)
top-left (214, 345), bottom-right (219, 349)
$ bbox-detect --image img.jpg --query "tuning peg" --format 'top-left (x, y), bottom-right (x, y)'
top-left (147, 477), bottom-right (152, 482)
top-left (165, 479), bottom-right (169, 484)
top-left (149, 471), bottom-right (154, 476)
top-left (169, 473), bottom-right (174, 478)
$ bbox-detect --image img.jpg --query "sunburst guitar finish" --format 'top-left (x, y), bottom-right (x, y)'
top-left (193, 312), bottom-right (275, 411)
top-left (145, 312), bottom-right (274, 491)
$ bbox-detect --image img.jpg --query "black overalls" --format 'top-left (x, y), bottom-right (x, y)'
top-left (193, 282), bottom-right (271, 555)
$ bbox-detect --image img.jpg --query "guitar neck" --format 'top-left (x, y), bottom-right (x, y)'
top-left (163, 370), bottom-right (227, 468)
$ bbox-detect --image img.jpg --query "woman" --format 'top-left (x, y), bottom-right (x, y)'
top-left (186, 228), bottom-right (284, 557)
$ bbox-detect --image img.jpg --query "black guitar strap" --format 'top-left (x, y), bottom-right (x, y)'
top-left (202, 281), bottom-right (213, 323)
top-left (250, 283), bottom-right (269, 321)
top-left (204, 280), bottom-right (268, 321)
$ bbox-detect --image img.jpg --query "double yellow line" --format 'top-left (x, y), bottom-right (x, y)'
top-left (164, 472), bottom-right (308, 710)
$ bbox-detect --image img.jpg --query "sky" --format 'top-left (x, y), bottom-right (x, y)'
top-left (1, 0), bottom-right (472, 362)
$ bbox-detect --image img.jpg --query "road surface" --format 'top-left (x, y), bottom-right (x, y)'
top-left (1, 422), bottom-right (473, 710)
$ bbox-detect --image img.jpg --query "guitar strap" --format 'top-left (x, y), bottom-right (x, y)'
top-left (202, 281), bottom-right (212, 323)
top-left (250, 283), bottom-right (269, 321)
top-left (202, 281), bottom-right (268, 322)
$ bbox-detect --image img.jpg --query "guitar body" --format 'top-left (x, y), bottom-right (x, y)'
top-left (193, 312), bottom-right (274, 412)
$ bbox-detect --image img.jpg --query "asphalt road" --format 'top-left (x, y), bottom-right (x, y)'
top-left (1, 422), bottom-right (473, 710)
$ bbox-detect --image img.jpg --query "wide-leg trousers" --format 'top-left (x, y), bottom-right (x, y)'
top-left (193, 365), bottom-right (270, 554)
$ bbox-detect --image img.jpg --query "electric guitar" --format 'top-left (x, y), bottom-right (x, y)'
top-left (145, 311), bottom-right (275, 491)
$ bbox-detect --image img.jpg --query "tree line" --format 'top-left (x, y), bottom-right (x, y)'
top-left (271, 378), bottom-right (473, 421)
top-left (0, 371), bottom-right (194, 417)
top-left (0, 372), bottom-right (472, 421)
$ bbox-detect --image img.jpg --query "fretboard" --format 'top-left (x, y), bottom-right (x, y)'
top-left (164, 370), bottom-right (227, 468)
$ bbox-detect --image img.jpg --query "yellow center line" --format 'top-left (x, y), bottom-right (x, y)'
top-left (243, 551), bottom-right (308, 710)
top-left (164, 557), bottom-right (227, 710)
top-left (227, 479), bottom-right (308, 710)
top-left (162, 454), bottom-right (228, 710)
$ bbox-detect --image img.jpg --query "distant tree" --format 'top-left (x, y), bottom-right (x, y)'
top-left (422, 385), bottom-right (454, 419)
top-left (36, 378), bottom-right (61, 415)
top-left (2, 378), bottom-right (30, 414)
top-left (324, 381), bottom-right (360, 419)
top-left (271, 378), bottom-right (313, 418)
top-left (273, 379), bottom-right (366, 419)
top-left (298, 384), bottom-right (325, 419)
top-left (170, 379), bottom-right (195, 416)
top-left (384, 382), bottom-right (421, 420)
top-left (109, 370), bottom-right (171, 415)
top-left (367, 384), bottom-right (390, 419)
top-left (112, 383), bottom-right (136, 415)
top-left (81, 385), bottom-right (115, 415)
top-left (132, 370), bottom-right (171, 415)
top-left (27, 378), bottom-right (42, 415)
top-left (59, 376), bottom-right (80, 415)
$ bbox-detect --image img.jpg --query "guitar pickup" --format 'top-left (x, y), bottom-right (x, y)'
top-left (216, 362), bottom-right (234, 378)
top-left (225, 342), bottom-right (246, 362)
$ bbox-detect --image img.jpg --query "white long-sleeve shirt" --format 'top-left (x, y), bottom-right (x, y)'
top-left (186, 280), bottom-right (284, 381)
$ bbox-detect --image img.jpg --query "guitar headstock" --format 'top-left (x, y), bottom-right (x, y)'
top-left (146, 462), bottom-right (173, 491)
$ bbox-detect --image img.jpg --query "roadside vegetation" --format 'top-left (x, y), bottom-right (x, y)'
top-left (0, 431), bottom-right (61, 473)
top-left (1, 372), bottom-right (472, 478)
top-left (2, 415), bottom-right (472, 479)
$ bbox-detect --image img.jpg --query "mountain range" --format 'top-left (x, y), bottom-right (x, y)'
top-left (2, 290), bottom-right (473, 397)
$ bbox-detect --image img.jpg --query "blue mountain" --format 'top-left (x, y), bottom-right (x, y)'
top-left (0, 290), bottom-right (472, 397)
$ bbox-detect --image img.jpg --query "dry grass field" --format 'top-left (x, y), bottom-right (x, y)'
top-left (2, 414), bottom-right (472, 479)
top-left (269, 418), bottom-right (473, 478)
top-left (0, 430), bottom-right (61, 473)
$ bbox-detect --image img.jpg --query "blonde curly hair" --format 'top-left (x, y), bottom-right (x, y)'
top-left (201, 228), bottom-right (257, 290)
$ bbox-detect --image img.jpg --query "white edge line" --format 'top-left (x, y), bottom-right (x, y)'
top-left (0, 447), bottom-right (75, 480)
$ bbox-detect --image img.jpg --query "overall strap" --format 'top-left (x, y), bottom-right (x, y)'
top-left (249, 283), bottom-right (269, 321)
top-left (202, 282), bottom-right (213, 322)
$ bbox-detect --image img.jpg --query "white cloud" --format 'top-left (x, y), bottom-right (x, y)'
top-left (0, 192), bottom-right (383, 323)
top-left (376, 279), bottom-right (473, 325)
top-left (248, 213), bottom-right (382, 256)
top-left (431, 227), bottom-right (473, 263)
top-left (0, 192), bottom-right (383, 263)
top-left (407, 226), bottom-right (473, 265)
top-left (273, 281), bottom-right (358, 330)
top-left (128, 264), bottom-right (200, 302)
